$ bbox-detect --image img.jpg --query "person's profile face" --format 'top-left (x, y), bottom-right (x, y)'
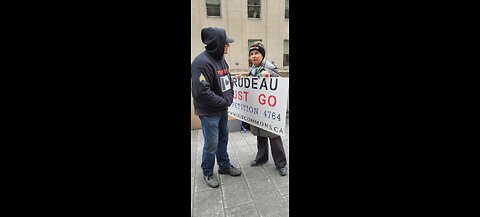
top-left (224, 43), bottom-right (230, 54)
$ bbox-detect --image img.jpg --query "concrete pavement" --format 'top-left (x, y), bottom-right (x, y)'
top-left (191, 119), bottom-right (289, 217)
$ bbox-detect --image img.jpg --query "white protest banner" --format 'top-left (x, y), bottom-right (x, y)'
top-left (228, 76), bottom-right (289, 136)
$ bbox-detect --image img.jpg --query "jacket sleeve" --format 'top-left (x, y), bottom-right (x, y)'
top-left (265, 68), bottom-right (280, 77)
top-left (264, 61), bottom-right (280, 77)
top-left (191, 66), bottom-right (231, 108)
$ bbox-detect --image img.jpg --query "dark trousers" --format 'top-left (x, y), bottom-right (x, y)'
top-left (254, 136), bottom-right (287, 168)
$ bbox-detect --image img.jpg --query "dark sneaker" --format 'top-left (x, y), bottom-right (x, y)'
top-left (204, 174), bottom-right (219, 188)
top-left (279, 166), bottom-right (288, 176)
top-left (250, 160), bottom-right (267, 167)
top-left (218, 165), bottom-right (242, 176)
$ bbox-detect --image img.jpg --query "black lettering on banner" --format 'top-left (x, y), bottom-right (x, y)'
top-left (259, 79), bottom-right (267, 90)
top-left (245, 77), bottom-right (250, 88)
top-left (229, 111), bottom-right (284, 135)
top-left (270, 78), bottom-right (278, 91)
top-left (233, 77), bottom-right (281, 91)
top-left (252, 77), bottom-right (258, 89)
top-left (232, 77), bottom-right (238, 87)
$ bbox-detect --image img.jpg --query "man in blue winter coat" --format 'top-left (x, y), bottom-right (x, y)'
top-left (191, 27), bottom-right (242, 188)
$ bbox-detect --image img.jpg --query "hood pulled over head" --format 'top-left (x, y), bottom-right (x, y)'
top-left (201, 27), bottom-right (234, 59)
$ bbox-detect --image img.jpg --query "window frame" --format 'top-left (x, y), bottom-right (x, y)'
top-left (247, 0), bottom-right (261, 19)
top-left (206, 0), bottom-right (221, 17)
top-left (283, 40), bottom-right (289, 67)
top-left (285, 0), bottom-right (289, 20)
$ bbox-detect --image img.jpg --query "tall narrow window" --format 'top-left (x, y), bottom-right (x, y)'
top-left (285, 0), bottom-right (289, 19)
top-left (283, 40), bottom-right (289, 66)
top-left (248, 39), bottom-right (262, 67)
top-left (206, 0), bottom-right (221, 17)
top-left (248, 0), bottom-right (261, 18)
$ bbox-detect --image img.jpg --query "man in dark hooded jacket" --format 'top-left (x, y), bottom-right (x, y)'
top-left (191, 27), bottom-right (242, 188)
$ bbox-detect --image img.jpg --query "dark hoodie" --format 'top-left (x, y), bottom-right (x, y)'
top-left (191, 27), bottom-right (234, 116)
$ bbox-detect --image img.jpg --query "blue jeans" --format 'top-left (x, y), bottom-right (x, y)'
top-left (200, 111), bottom-right (231, 176)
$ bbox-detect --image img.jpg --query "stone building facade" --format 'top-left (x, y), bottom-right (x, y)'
top-left (191, 0), bottom-right (289, 129)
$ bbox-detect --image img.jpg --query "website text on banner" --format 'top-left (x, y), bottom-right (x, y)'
top-left (228, 77), bottom-right (289, 136)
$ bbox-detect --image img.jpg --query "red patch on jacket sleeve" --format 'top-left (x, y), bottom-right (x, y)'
top-left (217, 69), bottom-right (227, 75)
